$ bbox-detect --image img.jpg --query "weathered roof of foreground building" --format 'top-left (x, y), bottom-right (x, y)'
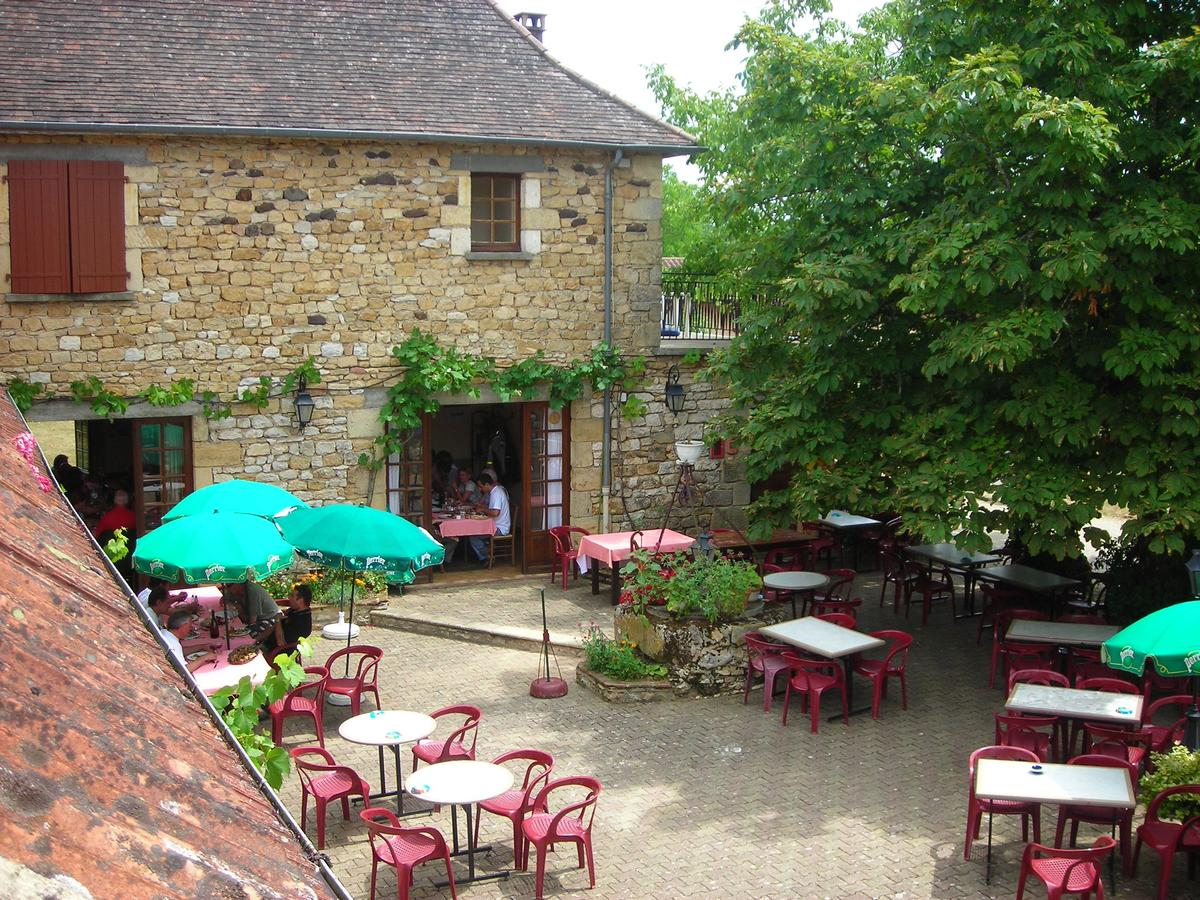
top-left (0, 0), bottom-right (699, 153)
top-left (0, 395), bottom-right (328, 899)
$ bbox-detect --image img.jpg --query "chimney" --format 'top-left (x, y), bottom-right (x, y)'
top-left (514, 11), bottom-right (546, 43)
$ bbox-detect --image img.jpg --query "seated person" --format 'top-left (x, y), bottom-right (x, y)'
top-left (93, 488), bottom-right (135, 539)
top-left (259, 584), bottom-right (313, 661)
top-left (147, 586), bottom-right (201, 625)
top-left (468, 473), bottom-right (511, 563)
top-left (160, 610), bottom-right (193, 669)
top-left (450, 467), bottom-right (480, 505)
top-left (223, 581), bottom-right (280, 628)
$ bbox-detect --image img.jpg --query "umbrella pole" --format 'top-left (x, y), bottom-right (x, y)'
top-left (224, 590), bottom-right (231, 650)
top-left (344, 575), bottom-right (357, 678)
top-left (1186, 675), bottom-right (1200, 752)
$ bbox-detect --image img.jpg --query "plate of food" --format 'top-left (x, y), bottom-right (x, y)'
top-left (185, 650), bottom-right (210, 662)
top-left (228, 626), bottom-right (251, 637)
top-left (228, 645), bottom-right (260, 666)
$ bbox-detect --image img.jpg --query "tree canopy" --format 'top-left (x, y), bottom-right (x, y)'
top-left (661, 167), bottom-right (722, 265)
top-left (652, 0), bottom-right (1200, 557)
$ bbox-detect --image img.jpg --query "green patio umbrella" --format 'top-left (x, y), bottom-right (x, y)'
top-left (162, 479), bottom-right (308, 522)
top-left (275, 504), bottom-right (445, 662)
top-left (1101, 600), bottom-right (1200, 750)
top-left (133, 511), bottom-right (297, 648)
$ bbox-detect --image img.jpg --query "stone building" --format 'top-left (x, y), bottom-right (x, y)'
top-left (0, 0), bottom-right (749, 572)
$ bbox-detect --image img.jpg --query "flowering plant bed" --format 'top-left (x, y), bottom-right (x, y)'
top-left (260, 565), bottom-right (388, 607)
top-left (619, 549), bottom-right (761, 624)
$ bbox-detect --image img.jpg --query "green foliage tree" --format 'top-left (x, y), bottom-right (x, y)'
top-left (652, 0), bottom-right (1200, 557)
top-left (661, 167), bottom-right (721, 266)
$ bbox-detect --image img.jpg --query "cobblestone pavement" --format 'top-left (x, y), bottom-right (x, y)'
top-left (277, 572), bottom-right (1179, 900)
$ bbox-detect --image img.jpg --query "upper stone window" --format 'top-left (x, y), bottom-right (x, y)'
top-left (470, 173), bottom-right (520, 251)
top-left (6, 159), bottom-right (126, 294)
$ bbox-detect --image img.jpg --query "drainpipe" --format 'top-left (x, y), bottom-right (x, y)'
top-left (601, 148), bottom-right (623, 532)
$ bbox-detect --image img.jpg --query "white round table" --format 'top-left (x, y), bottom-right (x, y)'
top-left (763, 571), bottom-right (830, 617)
top-left (339, 710), bottom-right (436, 815)
top-left (406, 760), bottom-right (514, 885)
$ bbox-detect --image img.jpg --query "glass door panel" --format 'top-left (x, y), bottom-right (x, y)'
top-left (133, 417), bottom-right (192, 535)
top-left (385, 419), bottom-right (430, 526)
top-left (522, 402), bottom-right (568, 571)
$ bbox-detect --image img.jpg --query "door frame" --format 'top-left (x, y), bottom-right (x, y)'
top-left (520, 401), bottom-right (570, 573)
top-left (131, 415), bottom-right (193, 536)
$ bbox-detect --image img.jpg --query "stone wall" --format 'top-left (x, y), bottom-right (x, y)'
top-left (0, 132), bottom-right (747, 533)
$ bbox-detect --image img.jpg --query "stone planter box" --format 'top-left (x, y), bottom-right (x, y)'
top-left (614, 602), bottom-right (791, 696)
top-left (575, 663), bottom-right (683, 703)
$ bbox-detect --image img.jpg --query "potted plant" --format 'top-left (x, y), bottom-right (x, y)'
top-left (674, 439), bottom-right (706, 465)
top-left (663, 552), bottom-right (762, 624)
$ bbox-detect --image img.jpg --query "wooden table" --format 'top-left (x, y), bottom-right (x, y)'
top-left (975, 564), bottom-right (1081, 616)
top-left (708, 528), bottom-right (818, 554)
top-left (576, 529), bottom-right (695, 604)
top-left (1006, 619), bottom-right (1121, 648)
top-left (904, 544), bottom-right (1001, 617)
top-left (340, 710), bottom-right (437, 816)
top-left (407, 760), bottom-right (514, 886)
top-left (974, 757), bottom-right (1134, 883)
top-left (759, 617), bottom-right (885, 718)
top-left (762, 570), bottom-right (829, 618)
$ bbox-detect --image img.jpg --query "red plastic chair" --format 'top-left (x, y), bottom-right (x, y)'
top-left (800, 521), bottom-right (836, 568)
top-left (743, 632), bottom-right (792, 713)
top-left (549, 526), bottom-right (589, 590)
top-left (878, 551), bottom-right (915, 612)
top-left (324, 645), bottom-right (383, 715)
top-left (977, 582), bottom-right (1033, 645)
top-left (964, 745), bottom-right (1043, 860)
top-left (1008, 668), bottom-right (1070, 692)
top-left (813, 567), bottom-right (856, 618)
top-left (902, 561), bottom-right (955, 625)
top-left (852, 629), bottom-right (911, 720)
top-left (361, 806), bottom-right (457, 900)
top-left (995, 712), bottom-right (1058, 762)
top-left (412, 704), bottom-right (482, 769)
top-left (1054, 754), bottom-right (1138, 876)
top-left (269, 665), bottom-right (327, 747)
top-left (989, 608), bottom-right (1049, 686)
top-left (815, 612), bottom-right (857, 629)
top-left (780, 652), bottom-right (848, 732)
top-left (472, 749), bottom-right (555, 869)
top-left (1076, 677), bottom-right (1141, 695)
top-left (763, 545), bottom-right (809, 570)
top-left (291, 745), bottom-right (371, 850)
top-left (1133, 784), bottom-right (1200, 900)
top-left (810, 597), bottom-right (862, 622)
top-left (1080, 723), bottom-right (1152, 774)
top-left (1142, 694), bottom-right (1193, 752)
top-left (1002, 643), bottom-right (1059, 689)
top-left (521, 775), bottom-right (601, 899)
top-left (1015, 834), bottom-right (1116, 900)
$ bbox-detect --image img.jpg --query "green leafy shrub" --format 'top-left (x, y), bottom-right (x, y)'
top-left (1138, 745), bottom-right (1200, 822)
top-left (259, 566), bottom-right (388, 606)
top-left (619, 549), bottom-right (762, 625)
top-left (580, 625), bottom-right (667, 681)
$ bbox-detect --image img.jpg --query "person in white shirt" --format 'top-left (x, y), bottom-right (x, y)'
top-left (469, 473), bottom-right (511, 563)
top-left (160, 610), bottom-right (192, 669)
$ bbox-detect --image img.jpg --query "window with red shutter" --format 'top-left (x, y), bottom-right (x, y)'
top-left (6, 159), bottom-right (126, 295)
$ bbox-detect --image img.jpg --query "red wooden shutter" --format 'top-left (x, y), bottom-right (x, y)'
top-left (6, 159), bottom-right (71, 293)
top-left (67, 160), bottom-right (126, 293)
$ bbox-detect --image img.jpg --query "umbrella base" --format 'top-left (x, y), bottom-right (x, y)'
top-left (321, 621), bottom-right (360, 641)
top-left (326, 694), bottom-right (353, 707)
top-left (529, 677), bottom-right (568, 699)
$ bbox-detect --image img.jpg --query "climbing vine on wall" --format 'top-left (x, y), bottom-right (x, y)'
top-left (358, 328), bottom-right (648, 470)
top-left (3, 359), bottom-right (321, 421)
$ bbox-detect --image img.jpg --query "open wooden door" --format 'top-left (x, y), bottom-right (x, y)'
top-left (385, 416), bottom-right (432, 527)
top-left (521, 402), bottom-right (570, 572)
top-left (134, 417), bottom-right (192, 534)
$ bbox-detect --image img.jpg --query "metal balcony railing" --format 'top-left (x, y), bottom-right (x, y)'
top-left (659, 272), bottom-right (744, 341)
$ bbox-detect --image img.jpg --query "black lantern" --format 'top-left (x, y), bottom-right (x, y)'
top-left (696, 530), bottom-right (715, 559)
top-left (294, 376), bottom-right (316, 430)
top-left (665, 365), bottom-right (685, 415)
top-left (1187, 549), bottom-right (1200, 599)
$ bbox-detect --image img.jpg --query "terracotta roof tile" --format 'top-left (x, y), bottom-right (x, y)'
top-left (0, 0), bottom-right (699, 153)
top-left (0, 396), bottom-right (332, 898)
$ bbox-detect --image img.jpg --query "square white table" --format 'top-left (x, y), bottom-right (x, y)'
top-left (817, 512), bottom-right (882, 568)
top-left (759, 617), bottom-right (885, 718)
top-left (1006, 619), bottom-right (1121, 648)
top-left (974, 757), bottom-right (1134, 882)
top-left (1005, 682), bottom-right (1143, 727)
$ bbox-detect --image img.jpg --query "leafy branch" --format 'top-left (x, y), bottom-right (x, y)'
top-left (5, 378), bottom-right (44, 413)
top-left (141, 378), bottom-right (195, 407)
top-left (71, 376), bottom-right (130, 419)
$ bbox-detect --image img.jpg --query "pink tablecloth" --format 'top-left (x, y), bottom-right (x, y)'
top-left (576, 529), bottom-right (695, 573)
top-left (170, 585), bottom-right (224, 614)
top-left (190, 645), bottom-right (272, 696)
top-left (436, 516), bottom-right (496, 538)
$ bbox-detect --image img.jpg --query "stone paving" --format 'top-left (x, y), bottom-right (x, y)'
top-left (275, 571), bottom-right (1184, 900)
